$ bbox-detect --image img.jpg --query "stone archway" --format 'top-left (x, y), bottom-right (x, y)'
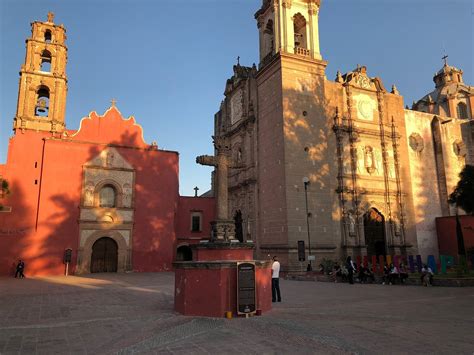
top-left (91, 237), bottom-right (118, 273)
top-left (363, 208), bottom-right (386, 257)
top-left (77, 231), bottom-right (130, 274)
top-left (176, 245), bottom-right (192, 261)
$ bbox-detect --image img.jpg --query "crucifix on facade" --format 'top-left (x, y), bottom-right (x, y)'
top-left (193, 186), bottom-right (199, 197)
top-left (196, 136), bottom-right (245, 241)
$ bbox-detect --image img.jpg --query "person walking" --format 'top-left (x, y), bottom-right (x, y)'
top-left (15, 259), bottom-right (25, 278)
top-left (271, 256), bottom-right (282, 302)
top-left (346, 256), bottom-right (356, 284)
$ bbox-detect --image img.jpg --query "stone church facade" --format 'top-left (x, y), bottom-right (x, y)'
top-left (214, 0), bottom-right (473, 271)
top-left (0, 14), bottom-right (215, 276)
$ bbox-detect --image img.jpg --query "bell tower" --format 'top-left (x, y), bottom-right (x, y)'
top-left (255, 0), bottom-right (322, 65)
top-left (13, 12), bottom-right (68, 133)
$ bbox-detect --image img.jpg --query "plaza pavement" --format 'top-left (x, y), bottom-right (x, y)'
top-left (0, 272), bottom-right (473, 354)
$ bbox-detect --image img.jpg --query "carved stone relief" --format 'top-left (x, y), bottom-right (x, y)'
top-left (409, 133), bottom-right (424, 153)
top-left (352, 93), bottom-right (377, 121)
top-left (230, 89), bottom-right (243, 125)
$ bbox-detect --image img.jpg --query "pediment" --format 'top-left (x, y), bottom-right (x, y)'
top-left (84, 147), bottom-right (133, 170)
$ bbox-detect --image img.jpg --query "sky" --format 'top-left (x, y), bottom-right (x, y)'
top-left (1, 0), bottom-right (472, 196)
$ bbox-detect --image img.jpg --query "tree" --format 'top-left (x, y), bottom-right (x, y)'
top-left (448, 165), bottom-right (474, 215)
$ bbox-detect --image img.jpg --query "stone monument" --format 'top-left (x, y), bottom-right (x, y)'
top-left (174, 135), bottom-right (272, 318)
top-left (196, 135), bottom-right (244, 242)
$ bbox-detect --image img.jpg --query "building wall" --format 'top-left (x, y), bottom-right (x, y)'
top-left (255, 57), bottom-right (289, 263)
top-left (176, 196), bottom-right (216, 245)
top-left (280, 54), bottom-right (339, 268)
top-left (404, 110), bottom-right (443, 258)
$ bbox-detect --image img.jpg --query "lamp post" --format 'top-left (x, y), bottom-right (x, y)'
top-left (302, 177), bottom-right (312, 271)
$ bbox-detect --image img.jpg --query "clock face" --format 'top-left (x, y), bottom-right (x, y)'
top-left (230, 90), bottom-right (243, 125)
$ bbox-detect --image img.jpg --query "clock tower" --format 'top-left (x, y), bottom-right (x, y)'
top-left (13, 12), bottom-right (68, 133)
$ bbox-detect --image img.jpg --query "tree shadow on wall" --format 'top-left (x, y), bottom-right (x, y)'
top-left (0, 180), bottom-right (36, 276)
top-left (37, 129), bottom-right (179, 276)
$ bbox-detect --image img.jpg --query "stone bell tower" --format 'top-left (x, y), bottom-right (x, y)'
top-left (253, 0), bottom-right (332, 271)
top-left (255, 0), bottom-right (322, 65)
top-left (13, 12), bottom-right (68, 133)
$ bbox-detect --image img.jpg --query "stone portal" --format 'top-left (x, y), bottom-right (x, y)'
top-left (364, 208), bottom-right (386, 257)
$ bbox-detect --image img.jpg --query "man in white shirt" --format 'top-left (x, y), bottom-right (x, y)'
top-left (272, 256), bottom-right (282, 302)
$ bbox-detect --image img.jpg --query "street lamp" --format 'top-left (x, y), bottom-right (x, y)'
top-left (302, 177), bottom-right (312, 271)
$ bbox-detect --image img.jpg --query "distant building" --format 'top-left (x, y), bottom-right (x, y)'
top-left (212, 0), bottom-right (473, 271)
top-left (0, 13), bottom-right (215, 276)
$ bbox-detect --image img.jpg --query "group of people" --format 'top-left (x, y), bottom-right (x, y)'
top-left (329, 256), bottom-right (433, 286)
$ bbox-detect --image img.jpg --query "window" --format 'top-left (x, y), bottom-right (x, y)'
top-left (99, 185), bottom-right (116, 207)
top-left (40, 50), bottom-right (51, 72)
top-left (457, 102), bottom-right (468, 119)
top-left (264, 20), bottom-right (274, 56)
top-left (293, 13), bottom-right (307, 50)
top-left (191, 212), bottom-right (202, 232)
top-left (44, 30), bottom-right (52, 43)
top-left (35, 86), bottom-right (50, 117)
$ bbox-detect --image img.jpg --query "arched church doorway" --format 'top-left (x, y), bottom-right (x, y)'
top-left (176, 245), bottom-right (193, 261)
top-left (363, 208), bottom-right (386, 257)
top-left (91, 237), bottom-right (118, 273)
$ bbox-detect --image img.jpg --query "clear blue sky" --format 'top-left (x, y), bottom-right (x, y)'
top-left (1, 0), bottom-right (472, 196)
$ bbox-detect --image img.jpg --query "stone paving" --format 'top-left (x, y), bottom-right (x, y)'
top-left (0, 273), bottom-right (473, 354)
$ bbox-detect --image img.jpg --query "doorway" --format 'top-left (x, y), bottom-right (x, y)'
top-left (91, 237), bottom-right (118, 273)
top-left (363, 208), bottom-right (386, 257)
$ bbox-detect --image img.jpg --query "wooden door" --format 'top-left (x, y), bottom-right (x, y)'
top-left (91, 237), bottom-right (118, 273)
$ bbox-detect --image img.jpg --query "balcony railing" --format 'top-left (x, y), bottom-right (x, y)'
top-left (294, 46), bottom-right (310, 57)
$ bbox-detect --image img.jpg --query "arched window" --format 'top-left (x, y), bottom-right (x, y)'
top-left (99, 185), bottom-right (116, 208)
top-left (40, 50), bottom-right (51, 72)
top-left (35, 86), bottom-right (50, 117)
top-left (457, 102), bottom-right (468, 119)
top-left (44, 30), bottom-right (52, 43)
top-left (264, 20), bottom-right (274, 56)
top-left (293, 13), bottom-right (308, 53)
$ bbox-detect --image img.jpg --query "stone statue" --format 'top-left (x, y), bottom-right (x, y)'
top-left (347, 213), bottom-right (356, 236)
top-left (84, 185), bottom-right (94, 206)
top-left (122, 184), bottom-right (132, 207)
top-left (197, 136), bottom-right (245, 241)
top-left (364, 146), bottom-right (375, 174)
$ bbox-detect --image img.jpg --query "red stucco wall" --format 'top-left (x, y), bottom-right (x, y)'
top-left (176, 196), bottom-right (215, 246)
top-left (0, 107), bottom-right (190, 276)
top-left (436, 215), bottom-right (474, 258)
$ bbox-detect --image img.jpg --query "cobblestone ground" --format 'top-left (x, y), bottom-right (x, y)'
top-left (0, 273), bottom-right (473, 354)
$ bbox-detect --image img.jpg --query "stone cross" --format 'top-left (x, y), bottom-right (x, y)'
top-left (47, 12), bottom-right (55, 23)
top-left (442, 54), bottom-right (448, 66)
top-left (196, 136), bottom-right (244, 221)
top-left (194, 186), bottom-right (199, 197)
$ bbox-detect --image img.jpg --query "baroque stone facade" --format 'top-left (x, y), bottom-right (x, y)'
top-left (211, 0), bottom-right (473, 272)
